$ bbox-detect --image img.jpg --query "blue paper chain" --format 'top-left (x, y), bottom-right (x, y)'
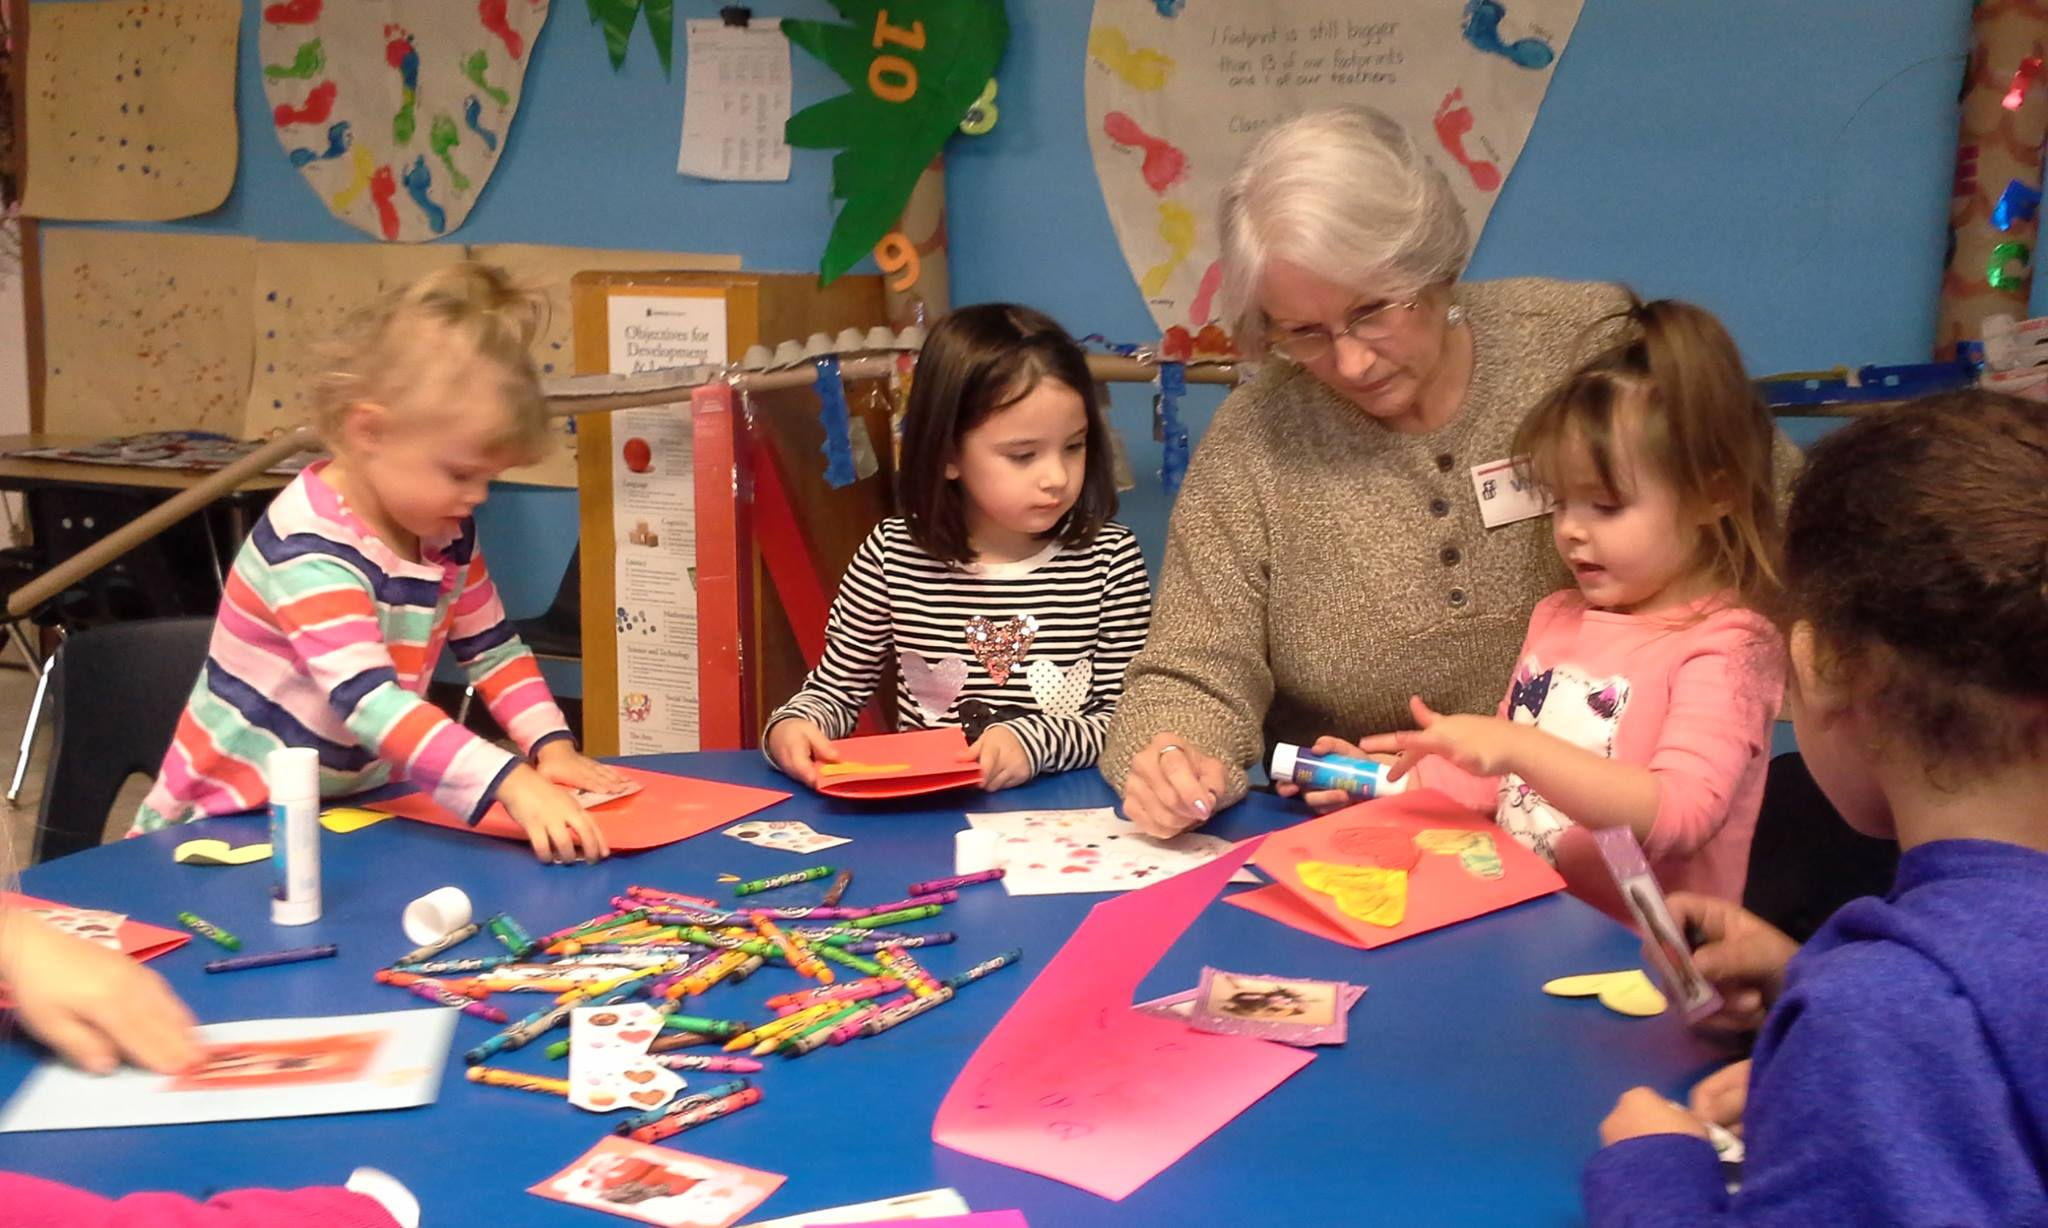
top-left (1157, 361), bottom-right (1189, 495)
top-left (814, 356), bottom-right (857, 489)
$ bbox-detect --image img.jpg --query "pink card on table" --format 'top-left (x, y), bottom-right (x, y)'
top-left (368, 765), bottom-right (787, 851)
top-left (865, 1216), bottom-right (1029, 1228)
top-left (814, 728), bottom-right (983, 798)
top-left (933, 838), bottom-right (1313, 1201)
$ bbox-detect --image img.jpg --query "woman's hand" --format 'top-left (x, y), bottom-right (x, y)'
top-left (495, 764), bottom-right (609, 863)
top-left (972, 725), bottom-right (1034, 791)
top-left (1357, 696), bottom-right (1525, 781)
top-left (533, 741), bottom-right (631, 795)
top-left (1120, 732), bottom-right (1228, 837)
top-left (1600, 1086), bottom-right (1712, 1146)
top-left (0, 912), bottom-right (199, 1075)
top-left (1688, 1059), bottom-right (1752, 1137)
top-left (1662, 893), bottom-right (1798, 1032)
top-left (764, 717), bottom-right (839, 789)
top-left (1272, 735), bottom-right (1382, 811)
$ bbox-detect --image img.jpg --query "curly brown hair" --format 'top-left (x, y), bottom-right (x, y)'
top-left (1785, 391), bottom-right (2048, 772)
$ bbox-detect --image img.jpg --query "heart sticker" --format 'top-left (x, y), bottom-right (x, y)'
top-left (900, 649), bottom-right (970, 722)
top-left (1025, 656), bottom-right (1093, 717)
top-left (1297, 860), bottom-right (1408, 927)
top-left (1331, 824), bottom-right (1422, 872)
top-left (1541, 969), bottom-right (1668, 1018)
top-left (965, 614), bottom-right (1037, 685)
top-left (1414, 829), bottom-right (1505, 879)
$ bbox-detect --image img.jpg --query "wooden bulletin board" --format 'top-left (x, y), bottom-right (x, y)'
top-left (572, 270), bottom-right (888, 756)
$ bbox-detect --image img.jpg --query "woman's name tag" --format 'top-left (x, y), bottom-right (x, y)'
top-left (1471, 457), bottom-right (1553, 528)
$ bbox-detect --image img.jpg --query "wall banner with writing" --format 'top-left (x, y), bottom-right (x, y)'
top-left (1084, 0), bottom-right (1583, 344)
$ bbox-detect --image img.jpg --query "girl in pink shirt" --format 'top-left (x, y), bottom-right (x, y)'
top-left (1362, 298), bottom-right (1786, 910)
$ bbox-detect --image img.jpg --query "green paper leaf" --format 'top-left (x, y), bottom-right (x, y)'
top-left (781, 1), bottom-right (1009, 284)
top-left (588, 0), bottom-right (639, 71)
top-left (647, 0), bottom-right (675, 76)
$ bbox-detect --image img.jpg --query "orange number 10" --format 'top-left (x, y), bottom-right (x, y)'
top-left (868, 11), bottom-right (925, 103)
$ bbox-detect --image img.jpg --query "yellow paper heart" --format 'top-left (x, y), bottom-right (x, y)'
top-left (319, 807), bottom-right (393, 834)
top-left (817, 761), bottom-right (911, 778)
top-left (1542, 969), bottom-right (1668, 1018)
top-left (1414, 828), bottom-right (1505, 879)
top-left (1297, 860), bottom-right (1408, 927)
top-left (173, 838), bottom-right (272, 866)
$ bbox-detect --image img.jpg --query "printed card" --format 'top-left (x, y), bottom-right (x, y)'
top-left (23, 905), bottom-right (127, 950)
top-left (532, 1136), bottom-right (785, 1228)
top-left (723, 818), bottom-right (850, 854)
top-left (1185, 969), bottom-right (1356, 1046)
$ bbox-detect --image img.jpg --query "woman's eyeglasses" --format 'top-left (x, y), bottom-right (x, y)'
top-left (1265, 299), bottom-right (1418, 363)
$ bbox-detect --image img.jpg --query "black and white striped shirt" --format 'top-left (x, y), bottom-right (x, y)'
top-left (768, 517), bottom-right (1152, 775)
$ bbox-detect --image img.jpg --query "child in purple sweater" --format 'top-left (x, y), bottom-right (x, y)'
top-left (1583, 391), bottom-right (2048, 1225)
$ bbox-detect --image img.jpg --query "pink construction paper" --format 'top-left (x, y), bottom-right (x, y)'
top-left (933, 837), bottom-right (1313, 1201)
top-left (864, 1216), bottom-right (1028, 1228)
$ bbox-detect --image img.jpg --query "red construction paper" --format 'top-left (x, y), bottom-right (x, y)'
top-left (814, 728), bottom-right (983, 798)
top-left (367, 766), bottom-right (788, 851)
top-left (1238, 790), bottom-right (1564, 949)
top-left (934, 837), bottom-right (1313, 1201)
top-left (0, 892), bottom-right (191, 1009)
top-left (1223, 884), bottom-right (1369, 948)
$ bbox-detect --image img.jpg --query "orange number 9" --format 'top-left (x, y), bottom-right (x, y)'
top-left (875, 232), bottom-right (922, 293)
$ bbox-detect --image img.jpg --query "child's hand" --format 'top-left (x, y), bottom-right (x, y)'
top-left (1357, 696), bottom-right (1526, 781)
top-left (534, 740), bottom-right (631, 795)
top-left (765, 718), bottom-right (838, 788)
top-left (1663, 893), bottom-right (1798, 1031)
top-left (971, 725), bottom-right (1033, 791)
top-left (1272, 735), bottom-right (1386, 811)
top-left (1688, 1059), bottom-right (1751, 1137)
top-left (0, 913), bottom-right (199, 1075)
top-left (1599, 1087), bottom-right (1712, 1146)
top-left (496, 764), bottom-right (609, 863)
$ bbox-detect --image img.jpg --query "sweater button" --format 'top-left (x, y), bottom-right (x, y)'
top-left (1440, 545), bottom-right (1461, 566)
top-left (1429, 497), bottom-right (1450, 518)
top-left (1449, 588), bottom-right (1467, 607)
top-left (1436, 453), bottom-right (1455, 472)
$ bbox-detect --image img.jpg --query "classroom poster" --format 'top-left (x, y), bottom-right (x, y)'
top-left (606, 291), bottom-right (728, 754)
top-left (258, 0), bottom-right (551, 242)
top-left (1085, 0), bottom-right (1584, 341)
top-left (21, 0), bottom-right (240, 221)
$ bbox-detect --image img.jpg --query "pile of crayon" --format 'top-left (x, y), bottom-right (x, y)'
top-left (373, 866), bottom-right (1015, 1144)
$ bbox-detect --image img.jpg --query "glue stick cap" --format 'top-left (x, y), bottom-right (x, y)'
top-left (1269, 742), bottom-right (1303, 780)
top-left (402, 886), bottom-right (473, 946)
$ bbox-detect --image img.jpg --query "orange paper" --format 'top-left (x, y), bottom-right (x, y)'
top-left (815, 728), bottom-right (983, 799)
top-left (1237, 790), bottom-right (1564, 949)
top-left (367, 766), bottom-right (788, 851)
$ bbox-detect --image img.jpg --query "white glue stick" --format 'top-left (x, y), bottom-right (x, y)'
top-left (268, 747), bottom-right (322, 926)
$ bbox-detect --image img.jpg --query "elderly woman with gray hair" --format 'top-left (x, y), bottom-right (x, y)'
top-left (1103, 105), bottom-right (1637, 835)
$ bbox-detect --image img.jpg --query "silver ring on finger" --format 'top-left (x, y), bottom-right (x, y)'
top-left (1157, 743), bottom-right (1187, 759)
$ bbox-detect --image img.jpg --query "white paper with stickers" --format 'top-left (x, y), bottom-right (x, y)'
top-left (965, 807), bottom-right (1257, 895)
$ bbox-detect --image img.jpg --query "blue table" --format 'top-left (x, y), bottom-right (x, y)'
top-left (2, 753), bottom-right (1724, 1225)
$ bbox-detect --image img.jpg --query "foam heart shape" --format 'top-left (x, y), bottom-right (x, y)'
top-left (900, 649), bottom-right (970, 723)
top-left (1297, 860), bottom-right (1408, 927)
top-left (1331, 824), bottom-right (1422, 871)
top-left (965, 614), bottom-right (1037, 685)
top-left (1025, 656), bottom-right (1093, 717)
top-left (173, 838), bottom-right (273, 866)
top-left (1541, 969), bottom-right (1668, 1018)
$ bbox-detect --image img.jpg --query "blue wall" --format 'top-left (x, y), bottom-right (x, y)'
top-left (51, 0), bottom-right (1977, 695)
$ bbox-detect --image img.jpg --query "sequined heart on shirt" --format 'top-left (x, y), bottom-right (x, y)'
top-left (900, 649), bottom-right (970, 723)
top-left (1025, 657), bottom-right (1092, 717)
top-left (965, 615), bottom-right (1036, 685)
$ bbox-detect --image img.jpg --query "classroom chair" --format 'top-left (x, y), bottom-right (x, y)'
top-left (31, 617), bottom-right (212, 863)
top-left (456, 546), bottom-right (582, 730)
top-left (1742, 751), bottom-right (1901, 944)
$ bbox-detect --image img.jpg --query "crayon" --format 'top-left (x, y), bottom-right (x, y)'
top-left (205, 944), bottom-right (337, 974)
top-left (465, 1001), bottom-right (573, 1064)
top-left (737, 905), bottom-right (871, 921)
top-left (906, 868), bottom-right (1006, 896)
top-left (842, 933), bottom-right (956, 955)
top-left (733, 866), bottom-right (833, 896)
top-left (396, 955), bottom-right (518, 975)
top-left (848, 905), bottom-right (943, 929)
top-left (652, 1053), bottom-right (764, 1074)
top-left (766, 977), bottom-right (902, 1013)
top-left (666, 950), bottom-right (749, 1000)
top-left (947, 947), bottom-right (1023, 990)
top-left (724, 953), bottom-right (768, 985)
top-left (648, 1031), bottom-right (715, 1053)
top-left (176, 911), bottom-right (240, 951)
top-left (858, 891), bottom-right (959, 915)
top-left (487, 913), bottom-right (538, 958)
top-left (615, 1078), bottom-right (748, 1134)
top-left (630, 1087), bottom-right (762, 1143)
top-left (723, 1002), bottom-right (835, 1051)
top-left (466, 1066), bottom-right (569, 1097)
top-left (873, 945), bottom-right (940, 998)
top-left (530, 909), bottom-right (627, 951)
top-left (857, 986), bottom-right (955, 1037)
top-left (559, 908), bottom-right (647, 942)
top-left (393, 922), bottom-right (479, 966)
top-left (659, 1013), bottom-right (748, 1039)
top-left (768, 1003), bottom-right (865, 1056)
top-left (821, 868), bottom-right (853, 907)
top-left (811, 943), bottom-right (888, 978)
top-left (753, 914), bottom-right (832, 985)
top-left (625, 886), bottom-right (725, 910)
top-left (406, 980), bottom-right (510, 1023)
top-left (826, 1000), bottom-right (891, 1046)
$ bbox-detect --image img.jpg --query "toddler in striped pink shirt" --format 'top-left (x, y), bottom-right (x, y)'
top-left (137, 263), bottom-right (619, 863)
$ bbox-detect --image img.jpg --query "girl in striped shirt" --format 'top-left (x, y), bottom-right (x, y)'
top-left (137, 263), bottom-right (621, 863)
top-left (765, 304), bottom-right (1152, 791)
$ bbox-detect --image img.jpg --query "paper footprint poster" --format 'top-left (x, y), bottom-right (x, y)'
top-left (260, 0), bottom-right (552, 242)
top-left (1083, 0), bottom-right (1583, 342)
top-left (0, 1009), bottom-right (455, 1133)
top-left (964, 807), bottom-right (1249, 895)
top-left (22, 0), bottom-right (239, 221)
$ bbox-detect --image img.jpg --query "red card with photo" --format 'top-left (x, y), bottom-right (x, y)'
top-left (367, 765), bottom-right (788, 851)
top-left (1233, 789), bottom-right (1565, 949)
top-left (167, 1031), bottom-right (384, 1092)
top-left (814, 727), bottom-right (983, 799)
